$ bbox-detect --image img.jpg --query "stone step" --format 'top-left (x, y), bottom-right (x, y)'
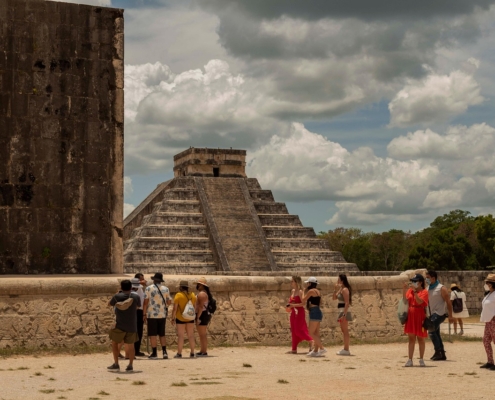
top-left (258, 214), bottom-right (302, 226)
top-left (124, 262), bottom-right (217, 275)
top-left (131, 225), bottom-right (208, 238)
top-left (124, 237), bottom-right (211, 251)
top-left (154, 200), bottom-right (201, 213)
top-left (263, 226), bottom-right (316, 238)
top-left (272, 250), bottom-right (346, 263)
top-left (142, 213), bottom-right (204, 226)
top-left (169, 177), bottom-right (196, 188)
top-left (124, 250), bottom-right (214, 263)
top-left (254, 202), bottom-right (288, 214)
top-left (249, 190), bottom-right (275, 202)
top-left (267, 238), bottom-right (329, 250)
top-left (162, 188), bottom-right (198, 201)
top-left (245, 178), bottom-right (262, 190)
top-left (275, 262), bottom-right (357, 272)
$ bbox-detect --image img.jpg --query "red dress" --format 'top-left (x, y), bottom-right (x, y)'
top-left (289, 295), bottom-right (313, 351)
top-left (404, 288), bottom-right (429, 338)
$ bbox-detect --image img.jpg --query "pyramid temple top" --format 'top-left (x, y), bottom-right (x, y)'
top-left (173, 147), bottom-right (247, 178)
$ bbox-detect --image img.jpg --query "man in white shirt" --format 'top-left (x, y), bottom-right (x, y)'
top-left (131, 277), bottom-right (146, 357)
top-left (143, 272), bottom-right (172, 359)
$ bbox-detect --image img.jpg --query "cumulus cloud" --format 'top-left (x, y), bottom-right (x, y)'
top-left (124, 176), bottom-right (134, 196)
top-left (388, 61), bottom-right (484, 127)
top-left (247, 123), bottom-right (495, 225)
top-left (124, 203), bottom-right (136, 219)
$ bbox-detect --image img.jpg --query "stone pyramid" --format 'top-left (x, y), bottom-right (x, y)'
top-left (123, 148), bottom-right (358, 274)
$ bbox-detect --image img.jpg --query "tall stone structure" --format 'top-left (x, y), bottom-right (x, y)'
top-left (0, 0), bottom-right (124, 274)
top-left (124, 148), bottom-right (358, 274)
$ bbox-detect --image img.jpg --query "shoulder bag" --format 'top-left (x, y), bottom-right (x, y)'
top-left (422, 304), bottom-right (436, 331)
top-left (452, 292), bottom-right (463, 313)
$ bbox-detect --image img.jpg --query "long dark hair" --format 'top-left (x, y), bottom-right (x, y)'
top-left (200, 284), bottom-right (213, 303)
top-left (339, 274), bottom-right (352, 305)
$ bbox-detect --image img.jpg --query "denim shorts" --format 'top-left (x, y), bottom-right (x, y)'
top-left (309, 307), bottom-right (323, 322)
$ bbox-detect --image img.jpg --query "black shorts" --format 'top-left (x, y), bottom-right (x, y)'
top-left (198, 311), bottom-right (211, 326)
top-left (147, 318), bottom-right (166, 336)
top-left (176, 318), bottom-right (194, 325)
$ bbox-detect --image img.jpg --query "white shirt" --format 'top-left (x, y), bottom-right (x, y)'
top-left (481, 291), bottom-right (495, 323)
top-left (132, 286), bottom-right (145, 310)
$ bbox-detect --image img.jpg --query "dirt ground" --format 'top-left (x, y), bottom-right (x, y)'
top-left (1, 339), bottom-right (493, 400)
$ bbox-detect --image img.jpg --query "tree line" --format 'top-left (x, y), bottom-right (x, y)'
top-left (318, 210), bottom-right (495, 271)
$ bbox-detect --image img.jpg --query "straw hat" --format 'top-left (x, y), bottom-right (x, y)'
top-left (450, 283), bottom-right (460, 290)
top-left (195, 277), bottom-right (209, 287)
top-left (485, 273), bottom-right (495, 283)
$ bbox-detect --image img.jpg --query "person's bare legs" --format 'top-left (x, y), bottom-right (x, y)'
top-left (150, 336), bottom-right (157, 348)
top-left (111, 341), bottom-right (120, 365)
top-left (418, 337), bottom-right (425, 359)
top-left (186, 323), bottom-right (195, 355)
top-left (340, 319), bottom-right (350, 351)
top-left (197, 325), bottom-right (208, 353)
top-left (308, 321), bottom-right (322, 352)
top-left (458, 318), bottom-right (464, 332)
top-left (453, 319), bottom-right (458, 334)
top-left (124, 343), bottom-right (135, 366)
top-left (408, 334), bottom-right (416, 359)
top-left (176, 324), bottom-right (185, 355)
top-left (159, 335), bottom-right (166, 349)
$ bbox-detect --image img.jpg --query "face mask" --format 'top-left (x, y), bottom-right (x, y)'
top-left (412, 282), bottom-right (419, 289)
top-left (485, 284), bottom-right (490, 291)
top-left (425, 278), bottom-right (431, 285)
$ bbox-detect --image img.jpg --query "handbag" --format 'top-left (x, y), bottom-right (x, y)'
top-left (181, 293), bottom-right (196, 321)
top-left (397, 298), bottom-right (408, 325)
top-left (422, 305), bottom-right (436, 331)
top-left (452, 292), bottom-right (463, 313)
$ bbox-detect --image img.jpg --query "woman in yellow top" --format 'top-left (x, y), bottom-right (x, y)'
top-left (171, 280), bottom-right (197, 358)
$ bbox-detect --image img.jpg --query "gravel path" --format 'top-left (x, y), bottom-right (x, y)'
top-left (1, 341), bottom-right (493, 400)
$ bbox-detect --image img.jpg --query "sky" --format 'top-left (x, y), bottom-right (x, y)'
top-left (56, 0), bottom-right (495, 233)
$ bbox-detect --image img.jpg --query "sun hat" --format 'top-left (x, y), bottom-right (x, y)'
top-left (485, 273), bottom-right (495, 283)
top-left (151, 272), bottom-right (164, 282)
top-left (179, 280), bottom-right (189, 288)
top-left (304, 277), bottom-right (318, 284)
top-left (450, 283), bottom-right (460, 290)
top-left (131, 278), bottom-right (140, 288)
top-left (410, 274), bottom-right (424, 282)
top-left (194, 277), bottom-right (208, 287)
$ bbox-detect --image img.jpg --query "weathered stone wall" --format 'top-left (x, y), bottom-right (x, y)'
top-left (0, 0), bottom-right (124, 274)
top-left (0, 275), bottom-right (409, 349)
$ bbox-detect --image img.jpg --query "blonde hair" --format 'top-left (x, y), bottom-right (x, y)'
top-left (292, 276), bottom-right (303, 291)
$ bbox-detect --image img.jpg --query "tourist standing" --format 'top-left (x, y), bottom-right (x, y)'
top-left (450, 283), bottom-right (469, 335)
top-left (171, 280), bottom-right (197, 358)
top-left (301, 277), bottom-right (326, 357)
top-left (403, 274), bottom-right (429, 367)
top-left (131, 277), bottom-right (146, 357)
top-left (426, 270), bottom-right (453, 361)
top-left (333, 274), bottom-right (353, 356)
top-left (286, 276), bottom-right (313, 354)
top-left (143, 272), bottom-right (172, 359)
top-left (195, 277), bottom-right (213, 357)
top-left (480, 274), bottom-right (495, 371)
top-left (107, 279), bottom-right (141, 372)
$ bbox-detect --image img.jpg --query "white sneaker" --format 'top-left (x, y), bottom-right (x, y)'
top-left (404, 359), bottom-right (413, 367)
top-left (459, 330), bottom-right (464, 336)
top-left (306, 350), bottom-right (314, 357)
top-left (419, 359), bottom-right (425, 367)
top-left (336, 349), bottom-right (351, 356)
top-left (317, 348), bottom-right (327, 356)
top-left (310, 351), bottom-right (321, 357)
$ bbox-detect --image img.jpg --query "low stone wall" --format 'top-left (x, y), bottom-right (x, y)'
top-left (0, 274), bottom-right (409, 349)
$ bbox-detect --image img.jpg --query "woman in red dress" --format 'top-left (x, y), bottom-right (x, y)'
top-left (403, 273), bottom-right (429, 367)
top-left (286, 276), bottom-right (313, 354)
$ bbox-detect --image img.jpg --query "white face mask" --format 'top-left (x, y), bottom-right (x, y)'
top-left (485, 284), bottom-right (491, 291)
top-left (425, 278), bottom-right (431, 286)
top-left (412, 282), bottom-right (419, 289)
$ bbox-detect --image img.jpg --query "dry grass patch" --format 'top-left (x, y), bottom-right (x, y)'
top-left (132, 380), bottom-right (146, 385)
top-left (39, 389), bottom-right (55, 394)
top-left (171, 381), bottom-right (188, 387)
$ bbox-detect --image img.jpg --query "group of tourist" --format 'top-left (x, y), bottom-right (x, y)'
top-left (106, 270), bottom-right (495, 373)
top-left (286, 274), bottom-right (352, 357)
top-left (403, 271), bottom-right (495, 370)
top-left (107, 273), bottom-right (214, 372)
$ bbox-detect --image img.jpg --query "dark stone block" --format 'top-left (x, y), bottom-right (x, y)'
top-left (0, 93), bottom-right (11, 115)
top-left (8, 208), bottom-right (34, 231)
top-left (61, 162), bottom-right (83, 185)
top-left (11, 93), bottom-right (29, 117)
top-left (83, 161), bottom-right (109, 185)
top-left (34, 137), bottom-right (61, 162)
top-left (85, 186), bottom-right (110, 210)
top-left (28, 93), bottom-right (51, 117)
top-left (13, 70), bottom-right (33, 94)
top-left (83, 208), bottom-right (111, 234)
top-left (14, 183), bottom-right (34, 206)
top-left (0, 70), bottom-right (14, 92)
top-left (0, 184), bottom-right (14, 206)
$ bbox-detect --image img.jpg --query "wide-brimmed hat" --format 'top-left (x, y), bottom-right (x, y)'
top-left (131, 278), bottom-right (140, 288)
top-left (179, 280), bottom-right (189, 288)
top-left (195, 277), bottom-right (209, 287)
top-left (304, 277), bottom-right (318, 284)
top-left (450, 283), bottom-right (460, 290)
top-left (410, 273), bottom-right (425, 282)
top-left (151, 273), bottom-right (164, 282)
top-left (485, 273), bottom-right (495, 283)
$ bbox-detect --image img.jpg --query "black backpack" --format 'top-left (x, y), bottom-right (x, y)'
top-left (207, 296), bottom-right (217, 314)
